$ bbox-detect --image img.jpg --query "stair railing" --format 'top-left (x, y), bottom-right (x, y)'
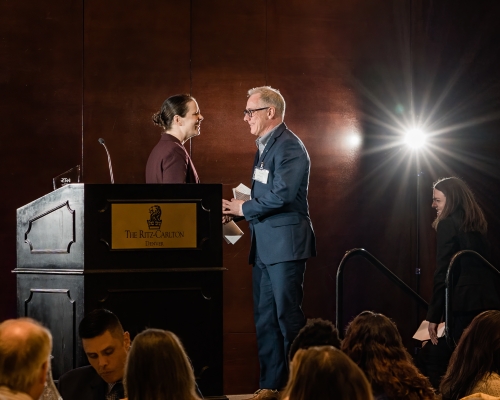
top-left (445, 250), bottom-right (500, 343)
top-left (336, 248), bottom-right (428, 335)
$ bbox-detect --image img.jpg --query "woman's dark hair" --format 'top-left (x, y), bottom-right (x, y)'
top-left (289, 318), bottom-right (341, 361)
top-left (124, 329), bottom-right (198, 400)
top-left (440, 310), bottom-right (500, 400)
top-left (341, 311), bottom-right (435, 400)
top-left (152, 94), bottom-right (195, 131)
top-left (432, 177), bottom-right (487, 234)
top-left (281, 346), bottom-right (373, 400)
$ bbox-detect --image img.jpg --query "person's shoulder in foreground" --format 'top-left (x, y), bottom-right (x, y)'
top-left (58, 365), bottom-right (106, 399)
top-left (461, 394), bottom-right (500, 400)
top-left (0, 318), bottom-right (52, 400)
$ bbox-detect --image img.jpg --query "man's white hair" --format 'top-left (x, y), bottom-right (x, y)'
top-left (248, 86), bottom-right (286, 119)
top-left (0, 318), bottom-right (52, 394)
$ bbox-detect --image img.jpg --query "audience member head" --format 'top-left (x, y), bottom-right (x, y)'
top-left (0, 318), bottom-right (52, 400)
top-left (152, 94), bottom-right (196, 131)
top-left (440, 310), bottom-right (500, 400)
top-left (79, 309), bottom-right (130, 384)
top-left (124, 329), bottom-right (198, 400)
top-left (289, 318), bottom-right (341, 361)
top-left (432, 176), bottom-right (487, 234)
top-left (281, 345), bottom-right (373, 400)
top-left (341, 311), bottom-right (435, 400)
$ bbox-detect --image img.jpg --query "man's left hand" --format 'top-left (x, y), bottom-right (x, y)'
top-left (223, 198), bottom-right (245, 217)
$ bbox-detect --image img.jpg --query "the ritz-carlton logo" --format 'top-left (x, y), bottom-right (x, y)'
top-left (124, 205), bottom-right (185, 246)
top-left (147, 205), bottom-right (162, 230)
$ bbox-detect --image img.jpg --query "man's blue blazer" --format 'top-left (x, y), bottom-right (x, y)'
top-left (242, 122), bottom-right (316, 265)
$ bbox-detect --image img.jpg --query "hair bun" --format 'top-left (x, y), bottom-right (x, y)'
top-left (152, 112), bottom-right (164, 127)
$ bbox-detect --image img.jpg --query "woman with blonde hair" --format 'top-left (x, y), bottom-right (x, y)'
top-left (341, 311), bottom-right (435, 400)
top-left (281, 345), bottom-right (373, 400)
top-left (124, 329), bottom-right (200, 400)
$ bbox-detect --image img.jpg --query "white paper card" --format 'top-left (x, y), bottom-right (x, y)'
top-left (412, 320), bottom-right (446, 341)
top-left (223, 220), bottom-right (244, 245)
top-left (233, 183), bottom-right (251, 201)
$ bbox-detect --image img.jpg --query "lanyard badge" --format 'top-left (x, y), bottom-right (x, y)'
top-left (253, 162), bottom-right (269, 184)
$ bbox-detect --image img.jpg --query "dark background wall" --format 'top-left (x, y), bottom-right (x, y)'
top-left (2, 0), bottom-right (500, 394)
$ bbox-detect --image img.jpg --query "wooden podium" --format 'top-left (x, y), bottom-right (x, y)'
top-left (15, 183), bottom-right (224, 396)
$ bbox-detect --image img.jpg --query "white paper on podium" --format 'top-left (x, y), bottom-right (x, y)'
top-left (223, 220), bottom-right (244, 245)
top-left (413, 320), bottom-right (446, 341)
top-left (232, 183), bottom-right (251, 201)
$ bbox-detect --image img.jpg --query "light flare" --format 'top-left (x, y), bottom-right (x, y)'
top-left (404, 128), bottom-right (427, 149)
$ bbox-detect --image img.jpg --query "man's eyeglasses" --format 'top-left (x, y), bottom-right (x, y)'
top-left (243, 107), bottom-right (270, 118)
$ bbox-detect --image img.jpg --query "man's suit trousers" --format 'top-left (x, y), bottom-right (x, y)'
top-left (252, 250), bottom-right (306, 389)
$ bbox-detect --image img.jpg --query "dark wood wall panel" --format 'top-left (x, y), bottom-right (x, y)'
top-left (266, 0), bottom-right (364, 323)
top-left (0, 1), bottom-right (82, 321)
top-left (263, 0), bottom-right (422, 345)
top-left (82, 0), bottom-right (191, 184)
top-left (338, 0), bottom-right (421, 343)
top-left (223, 333), bottom-right (260, 395)
top-left (190, 1), bottom-right (267, 392)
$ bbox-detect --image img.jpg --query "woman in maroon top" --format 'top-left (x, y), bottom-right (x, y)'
top-left (146, 94), bottom-right (203, 183)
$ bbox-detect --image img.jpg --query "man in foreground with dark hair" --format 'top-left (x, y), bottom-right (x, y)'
top-left (58, 309), bottom-right (130, 400)
top-left (289, 318), bottom-right (342, 361)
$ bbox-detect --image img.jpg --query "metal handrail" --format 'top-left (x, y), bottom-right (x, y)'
top-left (336, 248), bottom-right (429, 333)
top-left (445, 250), bottom-right (500, 343)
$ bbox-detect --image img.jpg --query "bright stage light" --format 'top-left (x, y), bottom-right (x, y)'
top-left (404, 128), bottom-right (427, 149)
top-left (347, 133), bottom-right (362, 148)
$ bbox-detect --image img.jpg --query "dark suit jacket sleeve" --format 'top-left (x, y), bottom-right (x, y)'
top-left (426, 218), bottom-right (459, 323)
top-left (242, 138), bottom-right (307, 221)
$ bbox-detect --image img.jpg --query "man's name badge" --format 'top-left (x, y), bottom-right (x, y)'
top-left (253, 167), bottom-right (269, 184)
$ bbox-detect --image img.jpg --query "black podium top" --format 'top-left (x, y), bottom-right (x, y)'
top-left (16, 184), bottom-right (222, 273)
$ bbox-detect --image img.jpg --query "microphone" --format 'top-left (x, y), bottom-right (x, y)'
top-left (98, 138), bottom-right (115, 184)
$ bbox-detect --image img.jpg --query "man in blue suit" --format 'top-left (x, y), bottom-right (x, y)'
top-left (223, 86), bottom-right (316, 398)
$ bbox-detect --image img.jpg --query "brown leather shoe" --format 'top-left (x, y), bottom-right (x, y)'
top-left (245, 389), bottom-right (280, 400)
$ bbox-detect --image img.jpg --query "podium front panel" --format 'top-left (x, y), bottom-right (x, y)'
top-left (15, 183), bottom-right (225, 396)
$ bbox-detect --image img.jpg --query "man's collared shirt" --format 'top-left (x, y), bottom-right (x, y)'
top-left (256, 123), bottom-right (281, 157)
top-left (106, 381), bottom-right (124, 400)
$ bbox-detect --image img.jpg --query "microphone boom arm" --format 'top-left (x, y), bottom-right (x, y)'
top-left (98, 138), bottom-right (115, 184)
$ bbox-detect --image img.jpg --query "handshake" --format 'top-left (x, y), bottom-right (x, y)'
top-left (221, 183), bottom-right (251, 224)
top-left (221, 184), bottom-right (250, 244)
